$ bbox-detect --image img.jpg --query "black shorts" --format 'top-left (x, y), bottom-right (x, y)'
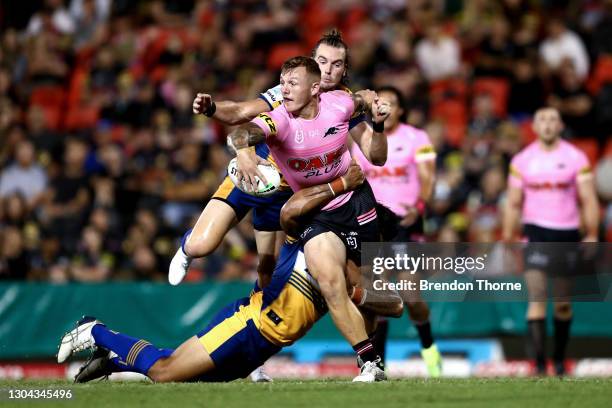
top-left (523, 224), bottom-right (581, 274)
top-left (300, 181), bottom-right (379, 265)
top-left (375, 204), bottom-right (424, 243)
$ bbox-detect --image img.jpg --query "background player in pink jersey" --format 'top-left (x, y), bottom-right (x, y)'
top-left (228, 56), bottom-right (391, 382)
top-left (351, 86), bottom-right (442, 376)
top-left (502, 107), bottom-right (600, 375)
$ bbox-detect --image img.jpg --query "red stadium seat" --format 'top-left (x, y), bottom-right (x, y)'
top-left (519, 119), bottom-right (537, 145)
top-left (429, 79), bottom-right (468, 104)
top-left (604, 138), bottom-right (612, 157)
top-left (300, 0), bottom-right (338, 34)
top-left (39, 106), bottom-right (63, 131)
top-left (67, 68), bottom-right (88, 107)
top-left (472, 78), bottom-right (509, 117)
top-left (65, 105), bottom-right (100, 131)
top-left (430, 99), bottom-right (468, 146)
top-left (30, 86), bottom-right (65, 108)
top-left (569, 138), bottom-right (599, 165)
top-left (267, 43), bottom-right (306, 71)
top-left (587, 55), bottom-right (612, 95)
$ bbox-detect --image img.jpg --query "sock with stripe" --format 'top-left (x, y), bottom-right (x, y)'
top-left (353, 339), bottom-right (379, 365)
top-left (92, 324), bottom-right (172, 375)
top-left (181, 228), bottom-right (193, 255)
top-left (370, 319), bottom-right (389, 364)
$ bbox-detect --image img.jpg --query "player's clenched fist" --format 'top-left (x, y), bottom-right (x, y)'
top-left (193, 93), bottom-right (213, 115)
top-left (372, 98), bottom-right (391, 123)
top-left (342, 159), bottom-right (365, 191)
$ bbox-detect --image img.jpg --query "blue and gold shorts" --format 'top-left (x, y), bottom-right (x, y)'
top-left (211, 177), bottom-right (292, 232)
top-left (195, 292), bottom-right (281, 382)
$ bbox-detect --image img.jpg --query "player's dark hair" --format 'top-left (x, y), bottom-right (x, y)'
top-left (312, 28), bottom-right (350, 86)
top-left (376, 85), bottom-right (406, 120)
top-left (281, 56), bottom-right (321, 80)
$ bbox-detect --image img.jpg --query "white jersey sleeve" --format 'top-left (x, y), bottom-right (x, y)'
top-left (259, 84), bottom-right (283, 109)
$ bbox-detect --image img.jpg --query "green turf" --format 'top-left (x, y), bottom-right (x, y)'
top-left (1, 378), bottom-right (611, 408)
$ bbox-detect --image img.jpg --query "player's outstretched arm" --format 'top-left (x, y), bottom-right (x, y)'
top-left (345, 260), bottom-right (404, 318)
top-left (193, 93), bottom-right (270, 125)
top-left (350, 92), bottom-right (389, 166)
top-left (280, 159), bottom-right (364, 236)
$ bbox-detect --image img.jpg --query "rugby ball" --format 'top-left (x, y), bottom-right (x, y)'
top-left (227, 157), bottom-right (281, 197)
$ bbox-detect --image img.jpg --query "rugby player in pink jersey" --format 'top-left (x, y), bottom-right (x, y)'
top-left (351, 86), bottom-right (442, 377)
top-left (228, 56), bottom-right (391, 382)
top-left (172, 29), bottom-right (386, 383)
top-left (502, 107), bottom-right (600, 375)
top-left (170, 30), bottom-right (382, 290)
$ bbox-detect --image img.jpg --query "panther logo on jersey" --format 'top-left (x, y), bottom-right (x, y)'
top-left (323, 127), bottom-right (339, 138)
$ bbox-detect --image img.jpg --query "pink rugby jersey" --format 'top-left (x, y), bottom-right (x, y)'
top-left (252, 90), bottom-right (355, 210)
top-left (508, 140), bottom-right (592, 230)
top-left (352, 123), bottom-right (436, 217)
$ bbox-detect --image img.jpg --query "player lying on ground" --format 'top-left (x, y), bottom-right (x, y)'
top-left (170, 30), bottom-right (385, 290)
top-left (58, 243), bottom-right (402, 384)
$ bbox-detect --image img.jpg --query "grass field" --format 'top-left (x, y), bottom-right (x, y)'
top-left (1, 378), bottom-right (612, 408)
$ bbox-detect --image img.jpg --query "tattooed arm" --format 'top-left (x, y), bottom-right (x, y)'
top-left (227, 123), bottom-right (270, 192)
top-left (227, 123), bottom-right (267, 150)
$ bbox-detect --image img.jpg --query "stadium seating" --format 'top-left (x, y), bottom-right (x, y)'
top-left (65, 105), bottom-right (100, 131)
top-left (430, 99), bottom-right (468, 146)
top-left (429, 79), bottom-right (468, 104)
top-left (268, 43), bottom-right (307, 71)
top-left (472, 77), bottom-right (510, 117)
top-left (570, 138), bottom-right (600, 165)
top-left (29, 85), bottom-right (66, 108)
top-left (587, 55), bottom-right (612, 95)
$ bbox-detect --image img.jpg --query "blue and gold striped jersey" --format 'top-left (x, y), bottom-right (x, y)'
top-left (258, 239), bottom-right (327, 347)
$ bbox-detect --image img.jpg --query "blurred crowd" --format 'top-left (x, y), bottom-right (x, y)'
top-left (0, 0), bottom-right (610, 283)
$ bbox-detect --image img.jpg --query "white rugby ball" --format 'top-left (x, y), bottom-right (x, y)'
top-left (227, 157), bottom-right (281, 197)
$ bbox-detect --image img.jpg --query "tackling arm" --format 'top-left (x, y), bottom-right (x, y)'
top-left (280, 160), bottom-right (365, 237)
